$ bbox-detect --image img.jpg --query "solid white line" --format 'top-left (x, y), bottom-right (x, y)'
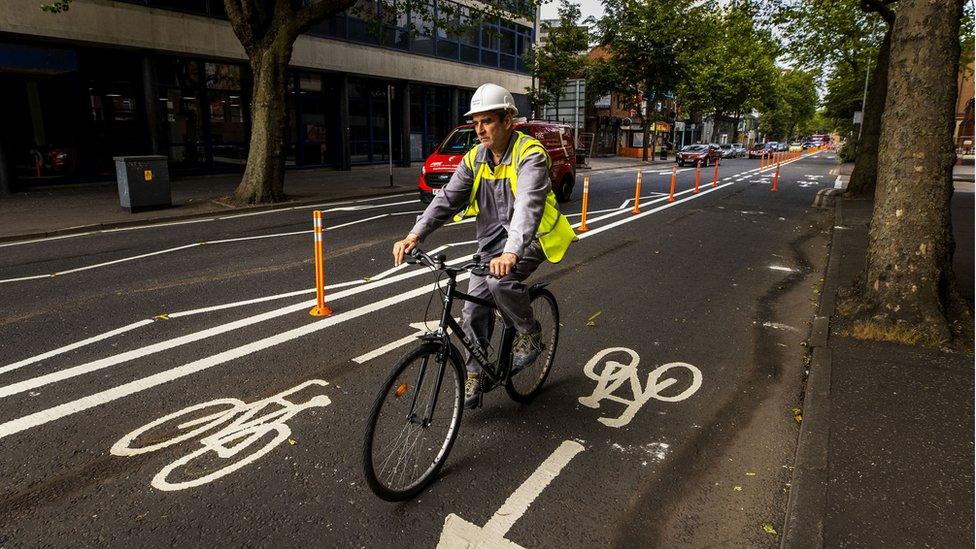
top-left (102, 218), bottom-right (214, 233)
top-left (0, 276), bottom-right (463, 440)
top-left (482, 440), bottom-right (585, 538)
top-left (578, 180), bottom-right (736, 239)
top-left (1, 152), bottom-right (818, 434)
top-left (0, 193), bottom-right (417, 249)
top-left (0, 245), bottom-right (478, 398)
top-left (352, 333), bottom-right (420, 364)
top-left (0, 203), bottom-right (421, 284)
top-left (0, 319), bottom-right (155, 376)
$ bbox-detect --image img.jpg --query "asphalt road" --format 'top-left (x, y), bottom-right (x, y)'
top-left (0, 154), bottom-right (839, 547)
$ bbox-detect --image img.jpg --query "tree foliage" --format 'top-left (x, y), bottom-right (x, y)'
top-left (524, 0), bottom-right (590, 117)
top-left (589, 0), bottom-right (708, 158)
top-left (758, 69), bottom-right (817, 141)
top-left (678, 1), bottom-right (779, 141)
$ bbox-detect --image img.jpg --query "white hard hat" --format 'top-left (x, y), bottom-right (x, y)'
top-left (465, 83), bottom-right (519, 117)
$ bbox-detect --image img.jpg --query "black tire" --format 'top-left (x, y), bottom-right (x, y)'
top-left (556, 175), bottom-right (575, 203)
top-left (363, 342), bottom-right (464, 501)
top-left (505, 288), bottom-right (559, 403)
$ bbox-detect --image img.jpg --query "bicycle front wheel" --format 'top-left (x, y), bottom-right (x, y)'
top-left (363, 342), bottom-right (464, 501)
top-left (506, 288), bottom-right (559, 403)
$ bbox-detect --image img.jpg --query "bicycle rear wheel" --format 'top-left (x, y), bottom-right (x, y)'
top-left (506, 288), bottom-right (559, 403)
top-left (363, 342), bottom-right (464, 501)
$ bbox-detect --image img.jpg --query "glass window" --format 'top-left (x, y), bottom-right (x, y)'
top-left (481, 50), bottom-right (497, 67)
top-left (205, 62), bottom-right (241, 90)
top-left (481, 22), bottom-right (498, 50)
top-left (459, 7), bottom-right (479, 46)
top-left (460, 45), bottom-right (479, 64)
top-left (438, 128), bottom-right (477, 153)
top-left (411, 0), bottom-right (435, 54)
top-left (499, 54), bottom-right (515, 70)
top-left (500, 29), bottom-right (516, 54)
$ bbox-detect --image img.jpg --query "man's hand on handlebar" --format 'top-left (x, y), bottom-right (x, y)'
top-left (489, 252), bottom-right (518, 278)
top-left (393, 234), bottom-right (420, 266)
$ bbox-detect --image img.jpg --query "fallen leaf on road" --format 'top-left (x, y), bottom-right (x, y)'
top-left (761, 523), bottom-right (777, 535)
top-left (791, 407), bottom-right (803, 423)
top-left (586, 311), bottom-right (602, 327)
top-left (733, 485), bottom-right (743, 492)
top-left (288, 438), bottom-right (298, 446)
top-left (746, 472), bottom-right (757, 476)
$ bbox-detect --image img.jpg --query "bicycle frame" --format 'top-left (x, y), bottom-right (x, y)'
top-left (425, 267), bottom-right (514, 385)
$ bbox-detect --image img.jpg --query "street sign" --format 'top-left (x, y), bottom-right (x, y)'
top-left (853, 111), bottom-right (863, 123)
top-left (675, 121), bottom-right (685, 131)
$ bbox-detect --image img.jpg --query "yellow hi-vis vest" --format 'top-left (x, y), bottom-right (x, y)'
top-left (451, 131), bottom-right (577, 263)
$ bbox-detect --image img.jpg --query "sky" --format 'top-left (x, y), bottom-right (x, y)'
top-left (538, 0), bottom-right (604, 22)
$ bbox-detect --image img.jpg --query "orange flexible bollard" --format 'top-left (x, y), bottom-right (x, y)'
top-left (578, 176), bottom-right (590, 232)
top-left (309, 210), bottom-right (333, 317)
top-left (760, 153), bottom-right (765, 170)
top-left (694, 162), bottom-right (701, 193)
top-left (668, 165), bottom-right (677, 202)
top-left (632, 170), bottom-right (642, 214)
top-left (712, 157), bottom-right (720, 187)
top-left (771, 162), bottom-right (780, 192)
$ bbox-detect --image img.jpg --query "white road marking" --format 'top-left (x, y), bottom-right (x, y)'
top-left (0, 276), bottom-right (465, 439)
top-left (578, 348), bottom-right (702, 428)
top-left (834, 176), bottom-right (844, 189)
top-left (0, 248), bottom-right (479, 398)
top-left (352, 320), bottom-right (457, 364)
top-left (0, 152), bottom-right (817, 437)
top-left (111, 379), bottom-right (331, 491)
top-left (0, 193), bottom-right (417, 248)
top-left (0, 320), bottom-right (155, 376)
top-left (0, 202), bottom-right (422, 284)
top-left (437, 440), bottom-right (585, 549)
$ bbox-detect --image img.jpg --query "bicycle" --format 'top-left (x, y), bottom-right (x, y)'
top-left (362, 248), bottom-right (560, 501)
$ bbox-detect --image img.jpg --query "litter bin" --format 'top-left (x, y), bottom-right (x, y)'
top-left (114, 155), bottom-right (171, 212)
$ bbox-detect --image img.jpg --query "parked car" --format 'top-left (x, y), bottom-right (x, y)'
top-left (730, 143), bottom-right (746, 157)
top-left (776, 142), bottom-right (789, 152)
top-left (748, 142), bottom-right (778, 159)
top-left (418, 120), bottom-right (577, 204)
top-left (676, 144), bottom-right (722, 166)
top-left (788, 142), bottom-right (804, 152)
top-left (719, 144), bottom-right (736, 158)
top-left (802, 141), bottom-right (815, 149)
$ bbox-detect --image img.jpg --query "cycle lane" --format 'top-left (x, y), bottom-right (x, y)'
top-left (0, 154), bottom-right (832, 541)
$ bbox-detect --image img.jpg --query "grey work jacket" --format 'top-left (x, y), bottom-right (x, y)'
top-left (409, 132), bottom-right (550, 258)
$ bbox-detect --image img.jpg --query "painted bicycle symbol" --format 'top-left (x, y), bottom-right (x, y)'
top-left (578, 347), bottom-right (702, 428)
top-left (111, 380), bottom-right (331, 491)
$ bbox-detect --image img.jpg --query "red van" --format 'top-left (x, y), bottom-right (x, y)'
top-left (418, 120), bottom-right (577, 204)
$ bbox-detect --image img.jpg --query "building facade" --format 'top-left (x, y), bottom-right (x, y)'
top-left (0, 0), bottom-right (536, 188)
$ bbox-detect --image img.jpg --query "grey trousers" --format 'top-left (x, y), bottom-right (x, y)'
top-left (462, 243), bottom-right (546, 373)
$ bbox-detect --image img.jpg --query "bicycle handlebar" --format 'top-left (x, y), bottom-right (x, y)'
top-left (406, 248), bottom-right (497, 277)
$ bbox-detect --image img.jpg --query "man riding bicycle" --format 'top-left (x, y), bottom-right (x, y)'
top-left (392, 83), bottom-right (576, 408)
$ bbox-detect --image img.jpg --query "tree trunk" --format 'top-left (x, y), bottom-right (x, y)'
top-left (847, 25), bottom-right (893, 198)
top-left (710, 113), bottom-right (722, 143)
top-left (234, 39), bottom-right (293, 205)
top-left (641, 118), bottom-right (650, 161)
top-left (853, 0), bottom-right (968, 345)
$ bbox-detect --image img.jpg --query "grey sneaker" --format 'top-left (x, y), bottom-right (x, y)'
top-left (512, 327), bottom-right (544, 373)
top-left (464, 372), bottom-right (482, 409)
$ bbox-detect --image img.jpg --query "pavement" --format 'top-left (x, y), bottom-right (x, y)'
top-left (0, 155), bottom-right (656, 243)
top-left (780, 187), bottom-right (975, 546)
